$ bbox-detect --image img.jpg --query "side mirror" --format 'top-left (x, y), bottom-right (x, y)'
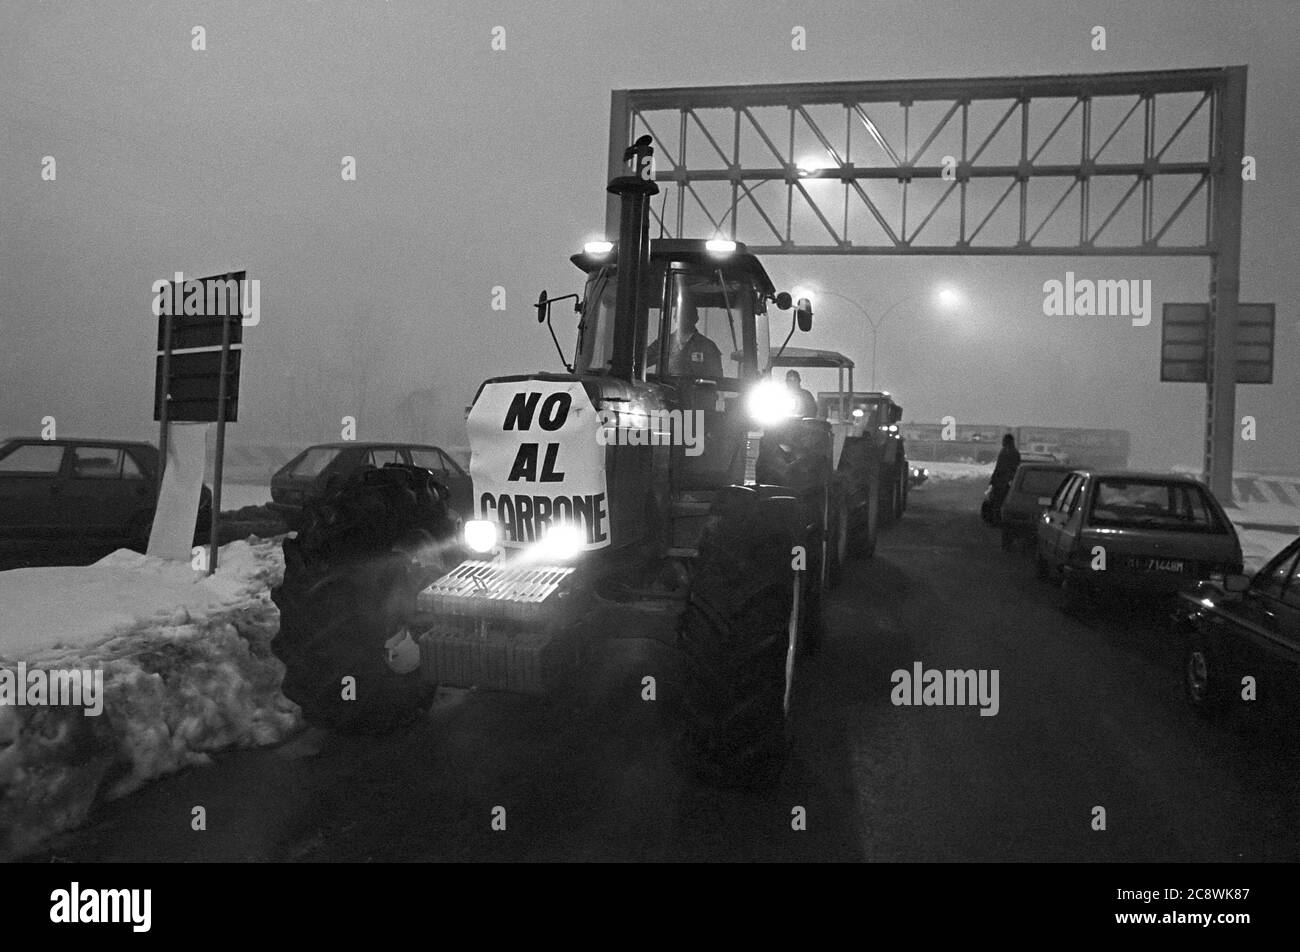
top-left (1225, 574), bottom-right (1250, 593)
top-left (535, 290), bottom-right (549, 324)
top-left (795, 297), bottom-right (813, 332)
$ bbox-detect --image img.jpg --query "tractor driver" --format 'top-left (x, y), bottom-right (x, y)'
top-left (646, 291), bottom-right (724, 378)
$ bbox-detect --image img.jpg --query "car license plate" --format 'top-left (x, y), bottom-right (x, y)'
top-left (1124, 556), bottom-right (1185, 573)
top-left (1037, 496), bottom-right (1052, 505)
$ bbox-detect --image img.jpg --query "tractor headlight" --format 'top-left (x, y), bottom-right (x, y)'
top-left (747, 380), bottom-right (796, 427)
top-left (464, 520), bottom-right (499, 553)
top-left (535, 523), bottom-right (583, 561)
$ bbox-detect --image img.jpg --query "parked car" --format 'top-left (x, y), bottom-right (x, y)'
top-left (909, 465), bottom-right (929, 487)
top-left (1176, 536), bottom-right (1300, 719)
top-left (1035, 470), bottom-right (1243, 609)
top-left (269, 442), bottom-right (473, 526)
top-left (0, 437), bottom-right (211, 550)
top-left (999, 463), bottom-right (1073, 550)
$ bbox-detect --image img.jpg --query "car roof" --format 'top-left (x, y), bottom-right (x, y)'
top-left (1, 437), bottom-right (154, 449)
top-left (1072, 469), bottom-right (1206, 482)
top-left (1016, 462), bottom-right (1074, 472)
top-left (296, 442), bottom-right (446, 451)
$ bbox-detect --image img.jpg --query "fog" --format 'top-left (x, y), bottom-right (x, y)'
top-left (3, 0), bottom-right (1297, 473)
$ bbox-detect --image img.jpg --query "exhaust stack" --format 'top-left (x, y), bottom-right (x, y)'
top-left (605, 134), bottom-right (659, 380)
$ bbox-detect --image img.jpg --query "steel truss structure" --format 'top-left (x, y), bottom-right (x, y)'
top-left (606, 68), bottom-right (1248, 499)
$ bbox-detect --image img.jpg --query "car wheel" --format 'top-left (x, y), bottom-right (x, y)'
top-left (1185, 644), bottom-right (1228, 717)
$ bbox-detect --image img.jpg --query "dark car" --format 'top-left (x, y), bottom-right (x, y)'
top-left (999, 463), bottom-right (1073, 550)
top-left (1036, 469), bottom-right (1243, 609)
top-left (0, 437), bottom-right (212, 549)
top-left (1177, 536), bottom-right (1300, 720)
top-left (269, 442), bottom-right (473, 525)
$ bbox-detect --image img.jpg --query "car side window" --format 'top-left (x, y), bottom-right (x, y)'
top-left (121, 453), bottom-right (145, 480)
top-left (437, 448), bottom-right (466, 477)
top-left (408, 449), bottom-right (447, 475)
top-left (71, 447), bottom-right (126, 479)
top-left (1282, 551), bottom-right (1300, 611)
top-left (367, 448), bottom-right (403, 468)
top-left (1256, 547), bottom-right (1300, 601)
top-left (0, 444), bottom-right (65, 474)
top-left (1065, 478), bottom-right (1085, 517)
top-left (1051, 475), bottom-right (1077, 512)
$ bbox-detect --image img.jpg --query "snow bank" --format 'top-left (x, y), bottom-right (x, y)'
top-left (911, 461), bottom-right (995, 482)
top-left (0, 539), bottom-right (300, 860)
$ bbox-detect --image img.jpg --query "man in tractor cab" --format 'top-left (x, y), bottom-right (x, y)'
top-left (647, 291), bottom-right (724, 378)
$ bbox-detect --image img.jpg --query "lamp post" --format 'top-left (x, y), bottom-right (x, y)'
top-left (814, 288), bottom-right (961, 391)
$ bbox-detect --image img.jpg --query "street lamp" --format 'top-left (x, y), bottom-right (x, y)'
top-left (814, 287), bottom-right (962, 391)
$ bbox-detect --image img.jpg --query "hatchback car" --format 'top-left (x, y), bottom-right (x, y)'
top-left (1036, 470), bottom-right (1242, 607)
top-left (1177, 535), bottom-right (1300, 719)
top-left (0, 437), bottom-right (212, 549)
top-left (269, 442), bottom-right (472, 525)
top-left (999, 463), bottom-right (1073, 550)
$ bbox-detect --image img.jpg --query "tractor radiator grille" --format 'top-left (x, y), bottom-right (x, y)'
top-left (416, 560), bottom-right (577, 622)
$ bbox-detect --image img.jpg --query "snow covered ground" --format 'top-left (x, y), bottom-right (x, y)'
top-left (0, 539), bottom-right (299, 859)
top-left (914, 460), bottom-right (1298, 575)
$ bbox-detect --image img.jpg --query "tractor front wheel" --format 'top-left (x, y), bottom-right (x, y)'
top-left (678, 488), bottom-right (806, 787)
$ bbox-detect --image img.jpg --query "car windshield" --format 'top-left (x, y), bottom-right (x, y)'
top-left (290, 447), bottom-right (340, 477)
top-left (1088, 479), bottom-right (1225, 532)
top-left (1018, 469), bottom-right (1070, 495)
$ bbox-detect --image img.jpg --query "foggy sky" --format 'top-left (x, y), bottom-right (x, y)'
top-left (3, 0), bottom-right (1297, 472)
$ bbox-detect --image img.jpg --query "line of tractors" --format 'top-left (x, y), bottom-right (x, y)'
top-left (271, 136), bottom-right (910, 785)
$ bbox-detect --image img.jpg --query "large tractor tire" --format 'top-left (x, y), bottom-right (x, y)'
top-left (849, 477), bottom-right (881, 559)
top-left (827, 485), bottom-right (850, 589)
top-left (678, 488), bottom-right (808, 787)
top-left (271, 464), bottom-right (461, 735)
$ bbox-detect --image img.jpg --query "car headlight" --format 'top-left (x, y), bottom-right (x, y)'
top-left (747, 380), bottom-right (796, 426)
top-left (464, 519), bottom-right (499, 553)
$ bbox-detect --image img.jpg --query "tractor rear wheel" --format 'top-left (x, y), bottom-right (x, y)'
top-left (271, 464), bottom-right (460, 735)
top-left (678, 488), bottom-right (805, 787)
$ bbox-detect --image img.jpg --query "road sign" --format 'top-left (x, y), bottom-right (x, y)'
top-left (1160, 302), bottom-right (1275, 384)
top-left (152, 270), bottom-right (247, 575)
top-left (152, 350), bottom-right (241, 422)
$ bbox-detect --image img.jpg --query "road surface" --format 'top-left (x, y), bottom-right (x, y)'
top-left (24, 478), bottom-right (1300, 862)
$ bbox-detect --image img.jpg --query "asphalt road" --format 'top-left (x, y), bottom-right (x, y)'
top-left (24, 478), bottom-right (1300, 862)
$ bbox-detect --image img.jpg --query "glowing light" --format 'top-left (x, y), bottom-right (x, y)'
top-left (705, 238), bottom-right (736, 255)
top-left (464, 520), bottom-right (499, 553)
top-left (747, 380), bottom-right (797, 426)
top-left (537, 523), bottom-right (583, 560)
top-left (936, 287), bottom-right (962, 307)
top-left (584, 240), bottom-right (614, 255)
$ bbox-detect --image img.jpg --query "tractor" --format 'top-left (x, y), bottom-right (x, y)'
top-left (772, 346), bottom-right (910, 560)
top-left (272, 136), bottom-right (841, 784)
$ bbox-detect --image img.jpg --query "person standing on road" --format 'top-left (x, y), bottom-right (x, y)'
top-left (985, 433), bottom-right (1021, 522)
